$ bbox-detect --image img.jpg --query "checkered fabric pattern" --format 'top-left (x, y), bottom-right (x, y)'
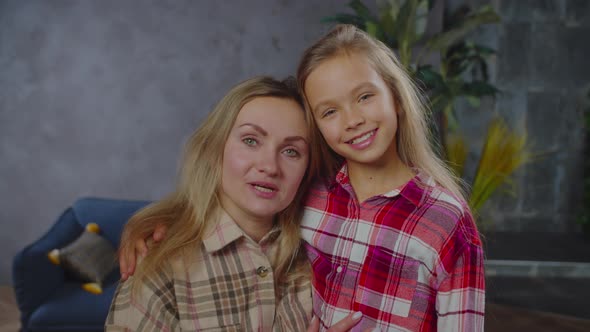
top-left (106, 210), bottom-right (312, 332)
top-left (301, 164), bottom-right (485, 331)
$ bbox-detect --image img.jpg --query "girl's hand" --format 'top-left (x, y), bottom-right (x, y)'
top-left (119, 224), bottom-right (168, 280)
top-left (306, 312), bottom-right (378, 332)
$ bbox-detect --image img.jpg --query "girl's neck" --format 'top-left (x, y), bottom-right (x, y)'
top-left (347, 153), bottom-right (415, 203)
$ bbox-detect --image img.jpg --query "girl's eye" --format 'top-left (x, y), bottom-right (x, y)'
top-left (322, 109), bottom-right (336, 118)
top-left (243, 138), bottom-right (257, 146)
top-left (283, 148), bottom-right (300, 158)
top-left (359, 94), bottom-right (373, 102)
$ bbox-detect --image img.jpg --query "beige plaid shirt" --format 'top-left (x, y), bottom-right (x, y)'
top-left (105, 210), bottom-right (312, 331)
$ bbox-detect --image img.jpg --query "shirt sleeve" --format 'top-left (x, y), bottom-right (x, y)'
top-left (105, 262), bottom-right (180, 332)
top-left (435, 211), bottom-right (486, 331)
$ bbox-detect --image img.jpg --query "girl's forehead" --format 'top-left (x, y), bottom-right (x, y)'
top-left (307, 53), bottom-right (382, 86)
top-left (304, 54), bottom-right (387, 105)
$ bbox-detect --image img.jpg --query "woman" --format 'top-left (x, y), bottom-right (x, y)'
top-left (106, 76), bottom-right (314, 331)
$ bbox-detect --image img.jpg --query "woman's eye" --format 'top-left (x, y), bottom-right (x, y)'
top-left (243, 138), bottom-right (257, 146)
top-left (283, 148), bottom-right (300, 157)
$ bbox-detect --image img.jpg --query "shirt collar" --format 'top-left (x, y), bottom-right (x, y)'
top-left (330, 163), bottom-right (350, 190)
top-left (332, 162), bottom-right (432, 207)
top-left (202, 209), bottom-right (281, 253)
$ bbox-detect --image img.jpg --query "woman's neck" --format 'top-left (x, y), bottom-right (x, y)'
top-left (220, 206), bottom-right (274, 243)
top-left (347, 154), bottom-right (415, 203)
top-left (238, 218), bottom-right (274, 243)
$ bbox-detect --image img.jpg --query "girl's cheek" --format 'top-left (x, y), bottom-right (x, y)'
top-left (316, 123), bottom-right (331, 138)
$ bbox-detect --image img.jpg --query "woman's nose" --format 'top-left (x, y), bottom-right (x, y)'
top-left (257, 149), bottom-right (279, 176)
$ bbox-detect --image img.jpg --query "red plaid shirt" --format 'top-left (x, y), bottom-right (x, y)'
top-left (301, 164), bottom-right (485, 331)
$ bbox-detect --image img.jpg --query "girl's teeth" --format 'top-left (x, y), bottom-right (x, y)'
top-left (351, 131), bottom-right (374, 144)
top-left (254, 185), bottom-right (273, 192)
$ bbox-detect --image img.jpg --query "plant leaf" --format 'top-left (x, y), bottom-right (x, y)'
top-left (393, 0), bottom-right (421, 66)
top-left (469, 117), bottom-right (531, 212)
top-left (415, 65), bottom-right (444, 90)
top-left (394, 0), bottom-right (418, 41)
top-left (366, 21), bottom-right (380, 38)
top-left (349, 0), bottom-right (375, 21)
top-left (415, 0), bottom-right (429, 40)
top-left (427, 6), bottom-right (501, 52)
top-left (472, 44), bottom-right (496, 55)
top-left (445, 133), bottom-right (468, 177)
top-left (466, 96), bottom-right (481, 107)
top-left (462, 81), bottom-right (500, 98)
top-left (384, 0), bottom-right (403, 20)
top-left (379, 4), bottom-right (397, 37)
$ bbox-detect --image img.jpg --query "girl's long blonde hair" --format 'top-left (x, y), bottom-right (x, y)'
top-left (296, 24), bottom-right (466, 201)
top-left (121, 76), bottom-right (314, 290)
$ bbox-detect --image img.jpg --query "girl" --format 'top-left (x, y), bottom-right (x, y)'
top-left (121, 25), bottom-right (485, 331)
top-left (296, 24), bottom-right (484, 331)
top-left (106, 77), bottom-right (314, 331)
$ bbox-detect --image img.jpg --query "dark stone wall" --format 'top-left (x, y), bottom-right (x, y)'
top-left (456, 0), bottom-right (590, 232)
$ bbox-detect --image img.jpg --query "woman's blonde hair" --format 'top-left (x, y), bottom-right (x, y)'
top-left (122, 76), bottom-right (314, 291)
top-left (296, 24), bottom-right (466, 201)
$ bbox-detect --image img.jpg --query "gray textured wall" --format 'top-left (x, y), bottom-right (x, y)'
top-left (0, 0), bottom-right (351, 285)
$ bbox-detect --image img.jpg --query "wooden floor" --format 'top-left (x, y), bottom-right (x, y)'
top-left (0, 286), bottom-right (19, 332)
top-left (2, 285), bottom-right (590, 332)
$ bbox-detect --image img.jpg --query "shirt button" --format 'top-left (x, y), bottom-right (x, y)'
top-left (336, 266), bottom-right (343, 273)
top-left (256, 266), bottom-right (269, 278)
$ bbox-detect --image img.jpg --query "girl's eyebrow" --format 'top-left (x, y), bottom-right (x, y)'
top-left (311, 82), bottom-right (378, 114)
top-left (351, 82), bottom-right (377, 94)
top-left (312, 100), bottom-right (335, 116)
top-left (239, 123), bottom-right (308, 144)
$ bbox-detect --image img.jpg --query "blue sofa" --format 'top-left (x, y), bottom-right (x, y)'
top-left (12, 197), bottom-right (151, 332)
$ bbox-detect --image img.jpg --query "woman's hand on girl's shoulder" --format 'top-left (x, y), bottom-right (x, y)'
top-left (119, 224), bottom-right (168, 280)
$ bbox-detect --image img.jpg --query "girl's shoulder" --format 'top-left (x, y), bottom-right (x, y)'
top-left (413, 174), bottom-right (480, 246)
top-left (414, 172), bottom-right (470, 217)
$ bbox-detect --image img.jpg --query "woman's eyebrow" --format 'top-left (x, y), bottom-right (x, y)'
top-left (239, 123), bottom-right (308, 144)
top-left (284, 136), bottom-right (308, 145)
top-left (239, 123), bottom-right (267, 136)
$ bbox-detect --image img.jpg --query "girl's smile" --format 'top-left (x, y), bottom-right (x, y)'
top-left (345, 128), bottom-right (378, 149)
